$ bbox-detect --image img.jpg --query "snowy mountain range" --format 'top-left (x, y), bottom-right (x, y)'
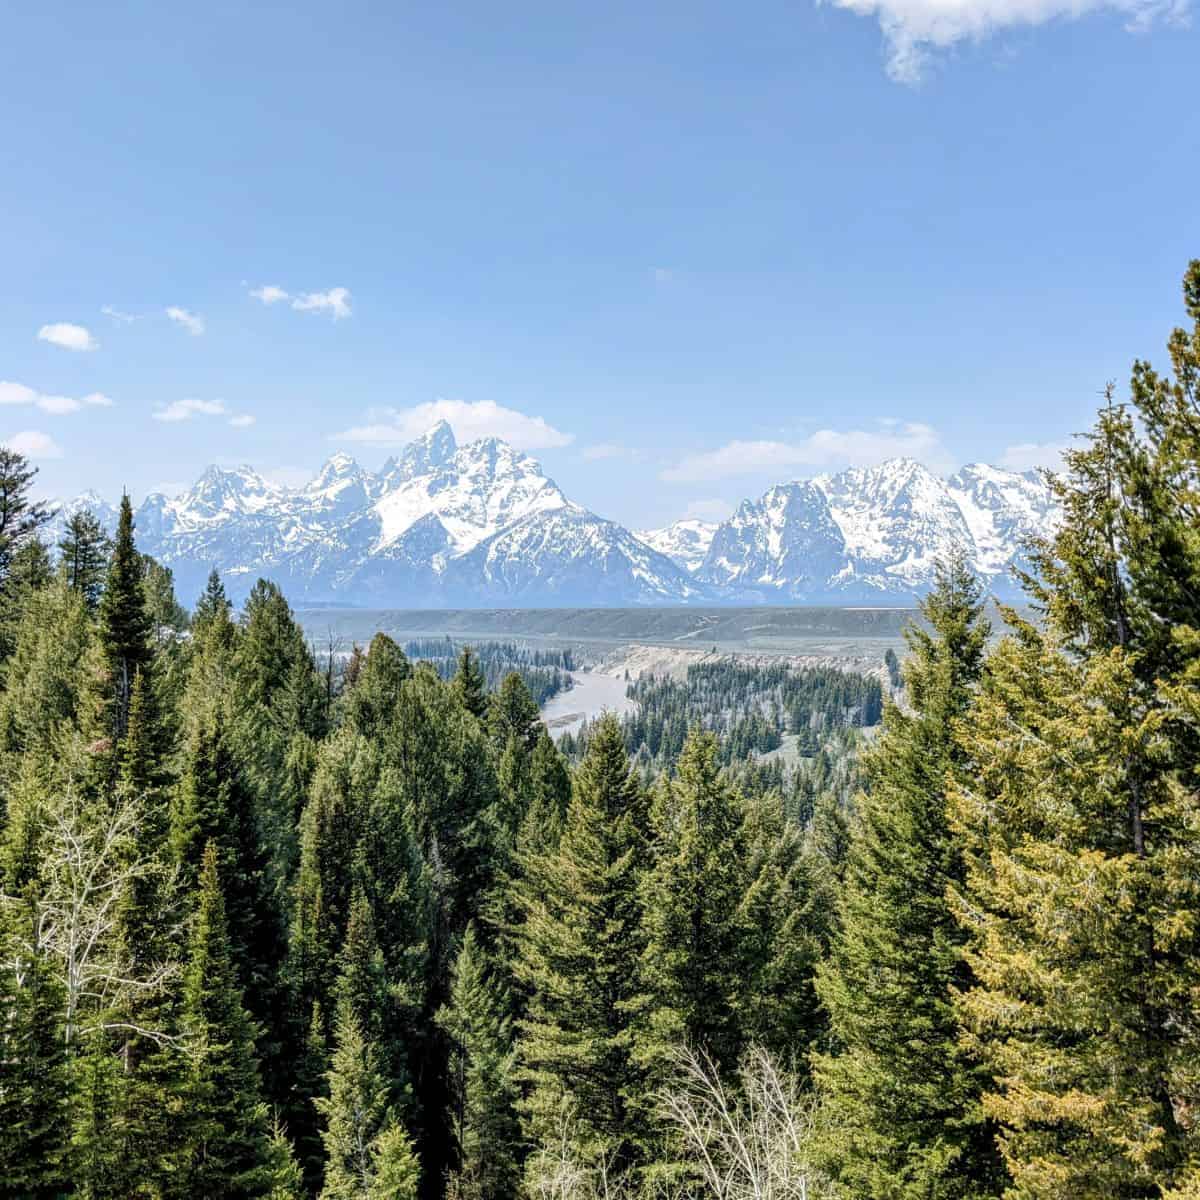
top-left (48, 422), bottom-right (1058, 608)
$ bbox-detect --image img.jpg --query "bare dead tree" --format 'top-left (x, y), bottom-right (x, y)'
top-left (1, 786), bottom-right (181, 1049)
top-left (657, 1045), bottom-right (835, 1200)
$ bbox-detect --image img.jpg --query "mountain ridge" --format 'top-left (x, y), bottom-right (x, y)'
top-left (47, 423), bottom-right (1058, 607)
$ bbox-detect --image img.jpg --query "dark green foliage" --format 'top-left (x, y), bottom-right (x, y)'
top-left (515, 714), bottom-right (650, 1169)
top-left (450, 645), bottom-right (488, 719)
top-left (814, 556), bottom-right (1004, 1199)
top-left (0, 447), bottom-right (50, 660)
top-left (637, 732), bottom-right (748, 1081)
top-left (178, 842), bottom-right (272, 1197)
top-left (0, 892), bottom-right (70, 1199)
top-left (58, 509), bottom-right (110, 612)
top-left (436, 924), bottom-right (520, 1200)
top-left (95, 494), bottom-right (154, 746)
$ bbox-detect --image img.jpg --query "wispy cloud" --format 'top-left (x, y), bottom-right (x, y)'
top-left (661, 421), bottom-right (947, 482)
top-left (249, 284), bottom-right (352, 319)
top-left (37, 322), bottom-right (98, 352)
top-left (335, 399), bottom-right (573, 452)
top-left (0, 380), bottom-right (114, 415)
top-left (153, 397), bottom-right (255, 427)
top-left (998, 439), bottom-right (1071, 471)
top-left (166, 306), bottom-right (205, 336)
top-left (826, 0), bottom-right (1189, 83)
top-left (292, 287), bottom-right (352, 319)
top-left (3, 430), bottom-right (63, 459)
top-left (101, 305), bottom-right (138, 324)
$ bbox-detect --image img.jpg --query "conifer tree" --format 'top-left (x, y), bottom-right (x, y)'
top-left (814, 555), bottom-right (1003, 1200)
top-left (193, 567), bottom-right (233, 637)
top-left (95, 494), bottom-right (153, 745)
top-left (451, 645), bottom-right (489, 720)
top-left (517, 726), bottom-right (572, 856)
top-left (952, 269), bottom-right (1200, 1197)
top-left (437, 923), bottom-right (521, 1200)
top-left (0, 447), bottom-right (49, 657)
top-left (0, 892), bottom-right (70, 1199)
top-left (178, 841), bottom-right (272, 1197)
top-left (316, 1000), bottom-right (419, 1200)
top-left (636, 731), bottom-right (748, 1083)
top-left (58, 508), bottom-right (110, 612)
top-left (516, 714), bottom-right (650, 1170)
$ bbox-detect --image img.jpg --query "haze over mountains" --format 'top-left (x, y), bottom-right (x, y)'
top-left (50, 421), bottom-right (1058, 607)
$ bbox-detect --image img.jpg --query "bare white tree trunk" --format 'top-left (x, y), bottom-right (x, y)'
top-left (657, 1045), bottom-right (836, 1200)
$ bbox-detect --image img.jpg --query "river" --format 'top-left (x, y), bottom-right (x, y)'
top-left (539, 671), bottom-right (638, 739)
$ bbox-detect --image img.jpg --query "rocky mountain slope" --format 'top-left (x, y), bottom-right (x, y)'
top-left (48, 426), bottom-right (1058, 607)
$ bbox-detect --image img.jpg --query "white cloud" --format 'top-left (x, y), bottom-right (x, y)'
top-left (4, 430), bottom-right (63, 459)
top-left (826, 0), bottom-right (1189, 83)
top-left (153, 397), bottom-right (256, 426)
top-left (249, 283), bottom-right (352, 319)
top-left (0, 380), bottom-right (115, 415)
top-left (582, 442), bottom-right (642, 461)
top-left (250, 284), bottom-right (290, 305)
top-left (166, 306), bottom-right (205, 336)
top-left (336, 399), bottom-right (573, 452)
top-left (998, 439), bottom-right (1070, 471)
top-left (292, 287), bottom-right (352, 319)
top-left (661, 421), bottom-right (947, 482)
top-left (153, 398), bottom-right (228, 422)
top-left (0, 382), bottom-right (37, 406)
top-left (37, 322), bottom-right (98, 352)
top-left (652, 267), bottom-right (674, 284)
top-left (101, 305), bottom-right (138, 324)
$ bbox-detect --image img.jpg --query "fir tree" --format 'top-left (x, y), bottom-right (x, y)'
top-left (0, 891), bottom-right (70, 1199)
top-left (814, 555), bottom-right (1004, 1200)
top-left (437, 923), bottom-right (521, 1200)
top-left (193, 567), bottom-right (233, 636)
top-left (316, 1000), bottom-right (419, 1200)
top-left (58, 508), bottom-right (110, 612)
top-left (178, 841), bottom-right (272, 1197)
top-left (636, 731), bottom-right (748, 1084)
top-left (952, 273), bottom-right (1200, 1197)
top-left (516, 714), bottom-right (650, 1170)
top-left (95, 494), bottom-right (153, 745)
top-left (452, 645), bottom-right (489, 720)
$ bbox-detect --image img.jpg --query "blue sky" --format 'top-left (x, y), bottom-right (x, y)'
top-left (1, 0), bottom-right (1196, 530)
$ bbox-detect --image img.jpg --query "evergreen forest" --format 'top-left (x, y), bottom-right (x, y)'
top-left (3, 258), bottom-right (1200, 1200)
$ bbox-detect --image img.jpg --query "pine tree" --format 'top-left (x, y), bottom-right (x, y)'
top-left (193, 567), bottom-right (233, 636)
top-left (0, 891), bottom-right (70, 1199)
top-left (316, 1000), bottom-right (419, 1200)
top-left (952, 269), bottom-right (1200, 1197)
top-left (178, 841), bottom-right (272, 1197)
top-left (0, 447), bottom-right (47, 570)
top-left (814, 555), bottom-right (1004, 1200)
top-left (58, 508), bottom-right (110, 612)
top-left (452, 645), bottom-right (489, 721)
top-left (636, 731), bottom-right (748, 1084)
top-left (95, 494), bottom-right (153, 746)
top-left (516, 713), bottom-right (650, 1170)
top-left (437, 923), bottom-right (521, 1200)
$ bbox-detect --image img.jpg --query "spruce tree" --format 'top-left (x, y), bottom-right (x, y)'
top-left (636, 731), bottom-right (748, 1083)
top-left (515, 713), bottom-right (650, 1170)
top-left (814, 555), bottom-right (1003, 1200)
top-left (436, 923), bottom-right (521, 1200)
top-left (0, 891), bottom-right (70, 1199)
top-left (451, 645), bottom-right (489, 720)
top-left (58, 508), bottom-right (110, 612)
top-left (316, 1000), bottom-right (419, 1200)
top-left (178, 841), bottom-right (272, 1197)
top-left (95, 494), bottom-right (153, 745)
top-left (952, 269), bottom-right (1200, 1197)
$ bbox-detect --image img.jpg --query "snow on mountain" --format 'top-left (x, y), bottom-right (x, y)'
top-left (635, 520), bottom-right (717, 572)
top-left (697, 483), bottom-right (847, 597)
top-left (47, 432), bottom-right (1059, 608)
top-left (696, 457), bottom-right (1058, 602)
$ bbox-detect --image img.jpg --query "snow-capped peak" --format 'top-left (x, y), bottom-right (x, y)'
top-left (635, 519), bottom-right (718, 572)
